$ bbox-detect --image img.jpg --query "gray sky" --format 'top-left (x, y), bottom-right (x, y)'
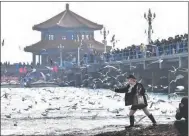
top-left (1, 2), bottom-right (188, 63)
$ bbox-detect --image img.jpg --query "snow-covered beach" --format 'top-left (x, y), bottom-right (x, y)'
top-left (1, 87), bottom-right (183, 135)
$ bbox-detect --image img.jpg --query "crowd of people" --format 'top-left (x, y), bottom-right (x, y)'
top-left (82, 33), bottom-right (188, 63)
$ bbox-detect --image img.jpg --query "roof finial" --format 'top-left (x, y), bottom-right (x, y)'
top-left (66, 3), bottom-right (69, 10)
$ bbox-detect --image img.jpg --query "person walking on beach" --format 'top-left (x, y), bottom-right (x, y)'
top-left (113, 75), bottom-right (157, 128)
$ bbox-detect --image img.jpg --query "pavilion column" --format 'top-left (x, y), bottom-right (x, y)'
top-left (38, 55), bottom-right (41, 65)
top-left (178, 56), bottom-right (183, 68)
top-left (42, 55), bottom-right (47, 65)
top-left (32, 53), bottom-right (36, 65)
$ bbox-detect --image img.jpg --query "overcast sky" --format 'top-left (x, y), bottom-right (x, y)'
top-left (1, 2), bottom-right (188, 63)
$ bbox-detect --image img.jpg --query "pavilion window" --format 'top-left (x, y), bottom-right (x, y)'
top-left (89, 44), bottom-right (93, 48)
top-left (72, 35), bottom-right (74, 40)
top-left (82, 35), bottom-right (84, 40)
top-left (89, 34), bottom-right (92, 40)
top-left (77, 35), bottom-right (80, 41)
top-left (62, 36), bottom-right (66, 40)
top-left (49, 35), bottom-right (54, 40)
top-left (45, 34), bottom-right (49, 40)
top-left (86, 35), bottom-right (89, 40)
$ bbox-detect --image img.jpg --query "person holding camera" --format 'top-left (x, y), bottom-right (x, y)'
top-left (113, 75), bottom-right (157, 128)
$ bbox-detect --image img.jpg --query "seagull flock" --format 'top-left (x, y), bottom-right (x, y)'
top-left (1, 58), bottom-right (187, 135)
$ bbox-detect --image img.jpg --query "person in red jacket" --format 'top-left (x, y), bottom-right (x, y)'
top-left (114, 75), bottom-right (157, 128)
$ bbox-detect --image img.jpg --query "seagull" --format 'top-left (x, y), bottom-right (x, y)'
top-left (103, 65), bottom-right (120, 71)
top-left (92, 113), bottom-right (99, 120)
top-left (149, 99), bottom-right (166, 108)
top-left (169, 66), bottom-right (179, 74)
top-left (45, 66), bottom-right (53, 71)
top-left (41, 112), bottom-right (48, 117)
top-left (110, 35), bottom-right (115, 43)
top-left (1, 92), bottom-right (9, 99)
top-left (121, 72), bottom-right (127, 77)
top-left (175, 86), bottom-right (185, 91)
top-left (26, 68), bottom-right (36, 77)
top-left (160, 76), bottom-right (167, 79)
top-left (5, 114), bottom-right (11, 118)
top-left (31, 68), bottom-right (36, 73)
top-left (168, 92), bottom-right (178, 99)
top-left (169, 74), bottom-right (184, 84)
top-left (138, 79), bottom-right (142, 83)
top-left (41, 49), bottom-right (46, 52)
top-left (147, 58), bottom-right (163, 66)
top-left (130, 65), bottom-right (137, 69)
top-left (135, 116), bottom-right (146, 124)
top-left (178, 68), bottom-right (188, 73)
top-left (40, 72), bottom-right (46, 81)
top-left (161, 109), bottom-right (167, 114)
top-left (2, 39), bottom-right (4, 46)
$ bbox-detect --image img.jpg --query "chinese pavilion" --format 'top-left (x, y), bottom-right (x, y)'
top-left (24, 3), bottom-right (111, 66)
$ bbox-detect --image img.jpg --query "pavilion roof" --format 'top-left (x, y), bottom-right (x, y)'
top-left (24, 39), bottom-right (111, 53)
top-left (33, 4), bottom-right (103, 31)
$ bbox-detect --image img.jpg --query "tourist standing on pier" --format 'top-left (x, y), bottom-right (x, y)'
top-left (113, 75), bottom-right (157, 128)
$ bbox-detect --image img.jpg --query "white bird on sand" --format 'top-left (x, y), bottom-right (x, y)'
top-left (41, 112), bottom-right (48, 117)
top-left (161, 109), bottom-right (167, 114)
top-left (168, 92), bottom-right (178, 99)
top-left (5, 114), bottom-right (11, 118)
top-left (92, 113), bottom-right (99, 120)
top-left (135, 116), bottom-right (146, 124)
top-left (149, 99), bottom-right (166, 108)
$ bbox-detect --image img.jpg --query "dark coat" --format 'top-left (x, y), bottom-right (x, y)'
top-left (115, 82), bottom-right (148, 106)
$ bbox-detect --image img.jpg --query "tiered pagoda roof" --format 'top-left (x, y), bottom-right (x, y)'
top-left (24, 3), bottom-right (111, 53)
top-left (33, 4), bottom-right (103, 31)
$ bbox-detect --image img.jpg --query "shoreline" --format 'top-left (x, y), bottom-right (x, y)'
top-left (93, 122), bottom-right (188, 136)
top-left (15, 123), bottom-right (186, 136)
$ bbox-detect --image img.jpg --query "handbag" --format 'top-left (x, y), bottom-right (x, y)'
top-left (133, 85), bottom-right (145, 106)
top-left (137, 95), bottom-right (145, 104)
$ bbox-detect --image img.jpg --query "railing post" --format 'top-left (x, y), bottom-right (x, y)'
top-left (159, 60), bottom-right (162, 69)
top-left (152, 72), bottom-right (154, 92)
top-left (179, 56), bottom-right (182, 68)
top-left (130, 62), bottom-right (132, 71)
top-left (143, 61), bottom-right (146, 70)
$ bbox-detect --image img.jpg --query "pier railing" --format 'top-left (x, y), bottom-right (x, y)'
top-left (82, 41), bottom-right (188, 64)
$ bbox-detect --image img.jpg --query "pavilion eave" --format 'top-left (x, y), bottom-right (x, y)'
top-left (24, 39), bottom-right (111, 53)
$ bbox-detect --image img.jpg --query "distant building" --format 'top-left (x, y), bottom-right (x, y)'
top-left (24, 3), bottom-right (111, 65)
